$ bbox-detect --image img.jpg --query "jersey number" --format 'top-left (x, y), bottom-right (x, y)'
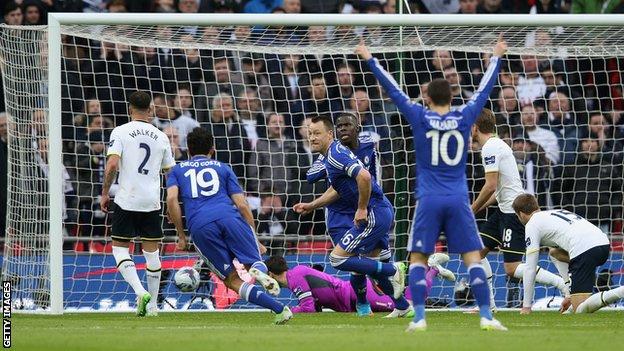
top-left (550, 209), bottom-right (582, 224)
top-left (184, 168), bottom-right (220, 198)
top-left (137, 143), bottom-right (151, 175)
top-left (425, 130), bottom-right (464, 166)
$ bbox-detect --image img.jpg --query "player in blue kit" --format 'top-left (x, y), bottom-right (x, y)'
top-left (356, 36), bottom-right (508, 331)
top-left (294, 115), bottom-right (411, 318)
top-left (304, 112), bottom-right (409, 317)
top-left (166, 127), bottom-right (292, 324)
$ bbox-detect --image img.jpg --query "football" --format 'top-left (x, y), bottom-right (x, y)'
top-left (174, 266), bottom-right (201, 292)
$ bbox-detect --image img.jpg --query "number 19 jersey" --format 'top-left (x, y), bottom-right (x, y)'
top-left (107, 120), bottom-right (175, 212)
top-left (166, 156), bottom-right (244, 233)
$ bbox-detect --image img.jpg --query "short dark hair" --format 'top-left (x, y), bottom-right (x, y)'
top-left (475, 108), bottom-right (496, 134)
top-left (4, 2), bottom-right (20, 15)
top-left (310, 114), bottom-right (334, 131)
top-left (265, 256), bottom-right (288, 275)
top-left (428, 78), bottom-right (452, 106)
top-left (186, 127), bottom-right (214, 157)
top-left (512, 193), bottom-right (540, 215)
top-left (128, 91), bottom-right (151, 111)
top-left (336, 112), bottom-right (358, 125)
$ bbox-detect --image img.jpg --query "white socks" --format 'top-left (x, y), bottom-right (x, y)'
top-left (143, 249), bottom-right (162, 310)
top-left (112, 246), bottom-right (148, 297)
top-left (514, 263), bottom-right (566, 291)
top-left (481, 257), bottom-right (496, 308)
top-left (577, 286), bottom-right (624, 313)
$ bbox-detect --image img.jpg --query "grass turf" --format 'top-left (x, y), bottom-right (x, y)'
top-left (12, 311), bottom-right (623, 351)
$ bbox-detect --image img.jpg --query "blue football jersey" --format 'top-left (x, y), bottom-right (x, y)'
top-left (323, 140), bottom-right (389, 211)
top-left (307, 135), bottom-right (379, 213)
top-left (367, 56), bottom-right (501, 197)
top-left (166, 156), bottom-right (244, 232)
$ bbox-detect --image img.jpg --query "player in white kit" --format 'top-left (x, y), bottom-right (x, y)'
top-left (471, 110), bottom-right (567, 308)
top-left (512, 194), bottom-right (623, 314)
top-left (100, 91), bottom-right (176, 317)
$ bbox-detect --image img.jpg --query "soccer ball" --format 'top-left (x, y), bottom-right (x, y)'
top-left (174, 266), bottom-right (200, 292)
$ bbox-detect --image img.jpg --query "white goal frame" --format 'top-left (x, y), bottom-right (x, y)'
top-left (45, 13), bottom-right (624, 314)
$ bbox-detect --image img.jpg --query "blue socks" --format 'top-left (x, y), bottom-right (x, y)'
top-left (468, 264), bottom-right (493, 320)
top-left (409, 263), bottom-right (427, 322)
top-left (334, 256), bottom-right (396, 277)
top-left (375, 275), bottom-right (410, 310)
top-left (251, 261), bottom-right (268, 274)
top-left (239, 282), bottom-right (284, 314)
top-left (350, 274), bottom-right (368, 305)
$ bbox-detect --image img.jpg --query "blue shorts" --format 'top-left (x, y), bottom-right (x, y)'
top-left (408, 195), bottom-right (483, 254)
top-left (338, 204), bottom-right (393, 255)
top-left (190, 216), bottom-right (261, 280)
top-left (326, 209), bottom-right (353, 245)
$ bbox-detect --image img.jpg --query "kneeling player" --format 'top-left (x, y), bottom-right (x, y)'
top-left (266, 254), bottom-right (455, 314)
top-left (512, 194), bottom-right (623, 314)
top-left (166, 128), bottom-right (292, 324)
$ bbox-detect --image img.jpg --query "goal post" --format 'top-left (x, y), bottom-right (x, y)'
top-left (2, 13), bottom-right (623, 314)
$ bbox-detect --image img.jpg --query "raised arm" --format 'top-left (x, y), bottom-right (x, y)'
top-left (355, 41), bottom-right (423, 122)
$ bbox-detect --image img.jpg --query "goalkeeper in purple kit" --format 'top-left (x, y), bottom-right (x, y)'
top-left (356, 36), bottom-right (509, 331)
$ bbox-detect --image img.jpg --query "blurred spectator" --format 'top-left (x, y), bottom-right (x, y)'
top-left (520, 104), bottom-right (560, 164)
top-left (196, 56), bottom-right (244, 122)
top-left (333, 63), bottom-right (355, 111)
top-left (162, 125), bottom-right (188, 161)
top-left (269, 54), bottom-right (305, 113)
top-left (22, 2), bottom-right (42, 25)
top-left (31, 109), bottom-right (47, 139)
top-left (571, 0), bottom-right (623, 13)
top-left (511, 138), bottom-right (551, 207)
top-left (517, 55), bottom-right (547, 104)
top-left (560, 136), bottom-right (623, 231)
top-left (3, 2), bottom-right (23, 25)
top-left (494, 86), bottom-right (521, 129)
top-left (283, 0), bottom-right (301, 13)
top-left (178, 0), bottom-right (200, 13)
top-left (531, 0), bottom-right (564, 14)
top-left (236, 88), bottom-right (265, 147)
top-left (173, 37), bottom-right (207, 93)
top-left (0, 112), bottom-right (7, 237)
top-left (383, 0), bottom-right (397, 13)
top-left (203, 93), bottom-right (250, 178)
top-left (499, 66), bottom-right (519, 88)
top-left (244, 0), bottom-right (281, 13)
top-left (107, 0), bottom-right (127, 12)
top-left (457, 0), bottom-right (478, 14)
top-left (241, 56), bottom-right (272, 108)
top-left (76, 115), bottom-right (113, 142)
top-left (75, 131), bottom-right (106, 237)
top-left (545, 90), bottom-right (579, 164)
top-left (587, 112), bottom-right (624, 164)
top-left (85, 99), bottom-right (102, 117)
top-left (443, 66), bottom-right (473, 105)
top-left (289, 73), bottom-right (341, 137)
top-left (152, 93), bottom-right (199, 150)
top-left (154, 0), bottom-right (177, 12)
top-left (36, 138), bottom-right (74, 224)
top-left (540, 62), bottom-right (567, 97)
top-left (247, 112), bottom-right (298, 197)
top-left (173, 85), bottom-right (196, 120)
top-left (301, 0), bottom-right (340, 13)
top-left (478, 0), bottom-right (508, 13)
top-left (351, 89), bottom-right (391, 157)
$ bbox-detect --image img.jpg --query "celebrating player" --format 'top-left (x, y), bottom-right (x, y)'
top-left (356, 36), bottom-right (508, 331)
top-left (166, 128), bottom-right (292, 324)
top-left (265, 254), bottom-right (455, 314)
top-left (293, 115), bottom-right (410, 318)
top-left (101, 91), bottom-right (176, 317)
top-left (305, 112), bottom-right (401, 316)
top-left (471, 109), bottom-right (567, 309)
top-left (512, 194), bottom-right (624, 314)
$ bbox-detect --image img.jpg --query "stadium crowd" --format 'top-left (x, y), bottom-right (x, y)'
top-left (0, 0), bottom-right (623, 255)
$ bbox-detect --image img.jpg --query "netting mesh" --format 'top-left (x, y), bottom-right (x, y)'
top-left (0, 22), bottom-right (622, 312)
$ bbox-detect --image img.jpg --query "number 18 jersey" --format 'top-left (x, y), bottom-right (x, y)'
top-left (107, 120), bottom-right (175, 212)
top-left (166, 156), bottom-right (244, 233)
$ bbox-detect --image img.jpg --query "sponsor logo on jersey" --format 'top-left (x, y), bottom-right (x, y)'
top-left (484, 156), bottom-right (496, 165)
top-left (108, 140), bottom-right (115, 148)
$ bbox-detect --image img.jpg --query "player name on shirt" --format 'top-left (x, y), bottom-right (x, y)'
top-left (128, 128), bottom-right (160, 141)
top-left (427, 116), bottom-right (460, 130)
top-left (178, 159), bottom-right (222, 168)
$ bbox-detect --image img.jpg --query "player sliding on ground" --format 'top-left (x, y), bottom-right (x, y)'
top-left (166, 128), bottom-right (292, 324)
top-left (293, 115), bottom-right (410, 318)
top-left (471, 109), bottom-right (568, 310)
top-left (265, 254), bottom-right (455, 314)
top-left (357, 35), bottom-right (508, 331)
top-left (512, 193), bottom-right (624, 314)
top-left (305, 112), bottom-right (415, 317)
top-left (101, 91), bottom-right (176, 317)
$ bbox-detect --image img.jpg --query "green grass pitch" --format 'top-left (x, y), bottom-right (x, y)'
top-left (12, 311), bottom-right (623, 351)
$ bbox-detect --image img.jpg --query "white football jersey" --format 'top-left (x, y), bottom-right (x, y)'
top-left (481, 137), bottom-right (524, 213)
top-left (107, 120), bottom-right (176, 212)
top-left (525, 210), bottom-right (610, 259)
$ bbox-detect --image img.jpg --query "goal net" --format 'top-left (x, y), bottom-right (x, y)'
top-left (1, 14), bottom-right (622, 312)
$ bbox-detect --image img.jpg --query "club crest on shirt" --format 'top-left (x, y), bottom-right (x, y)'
top-left (108, 139), bottom-right (115, 148)
top-left (525, 237), bottom-right (531, 247)
top-left (484, 156), bottom-right (496, 165)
